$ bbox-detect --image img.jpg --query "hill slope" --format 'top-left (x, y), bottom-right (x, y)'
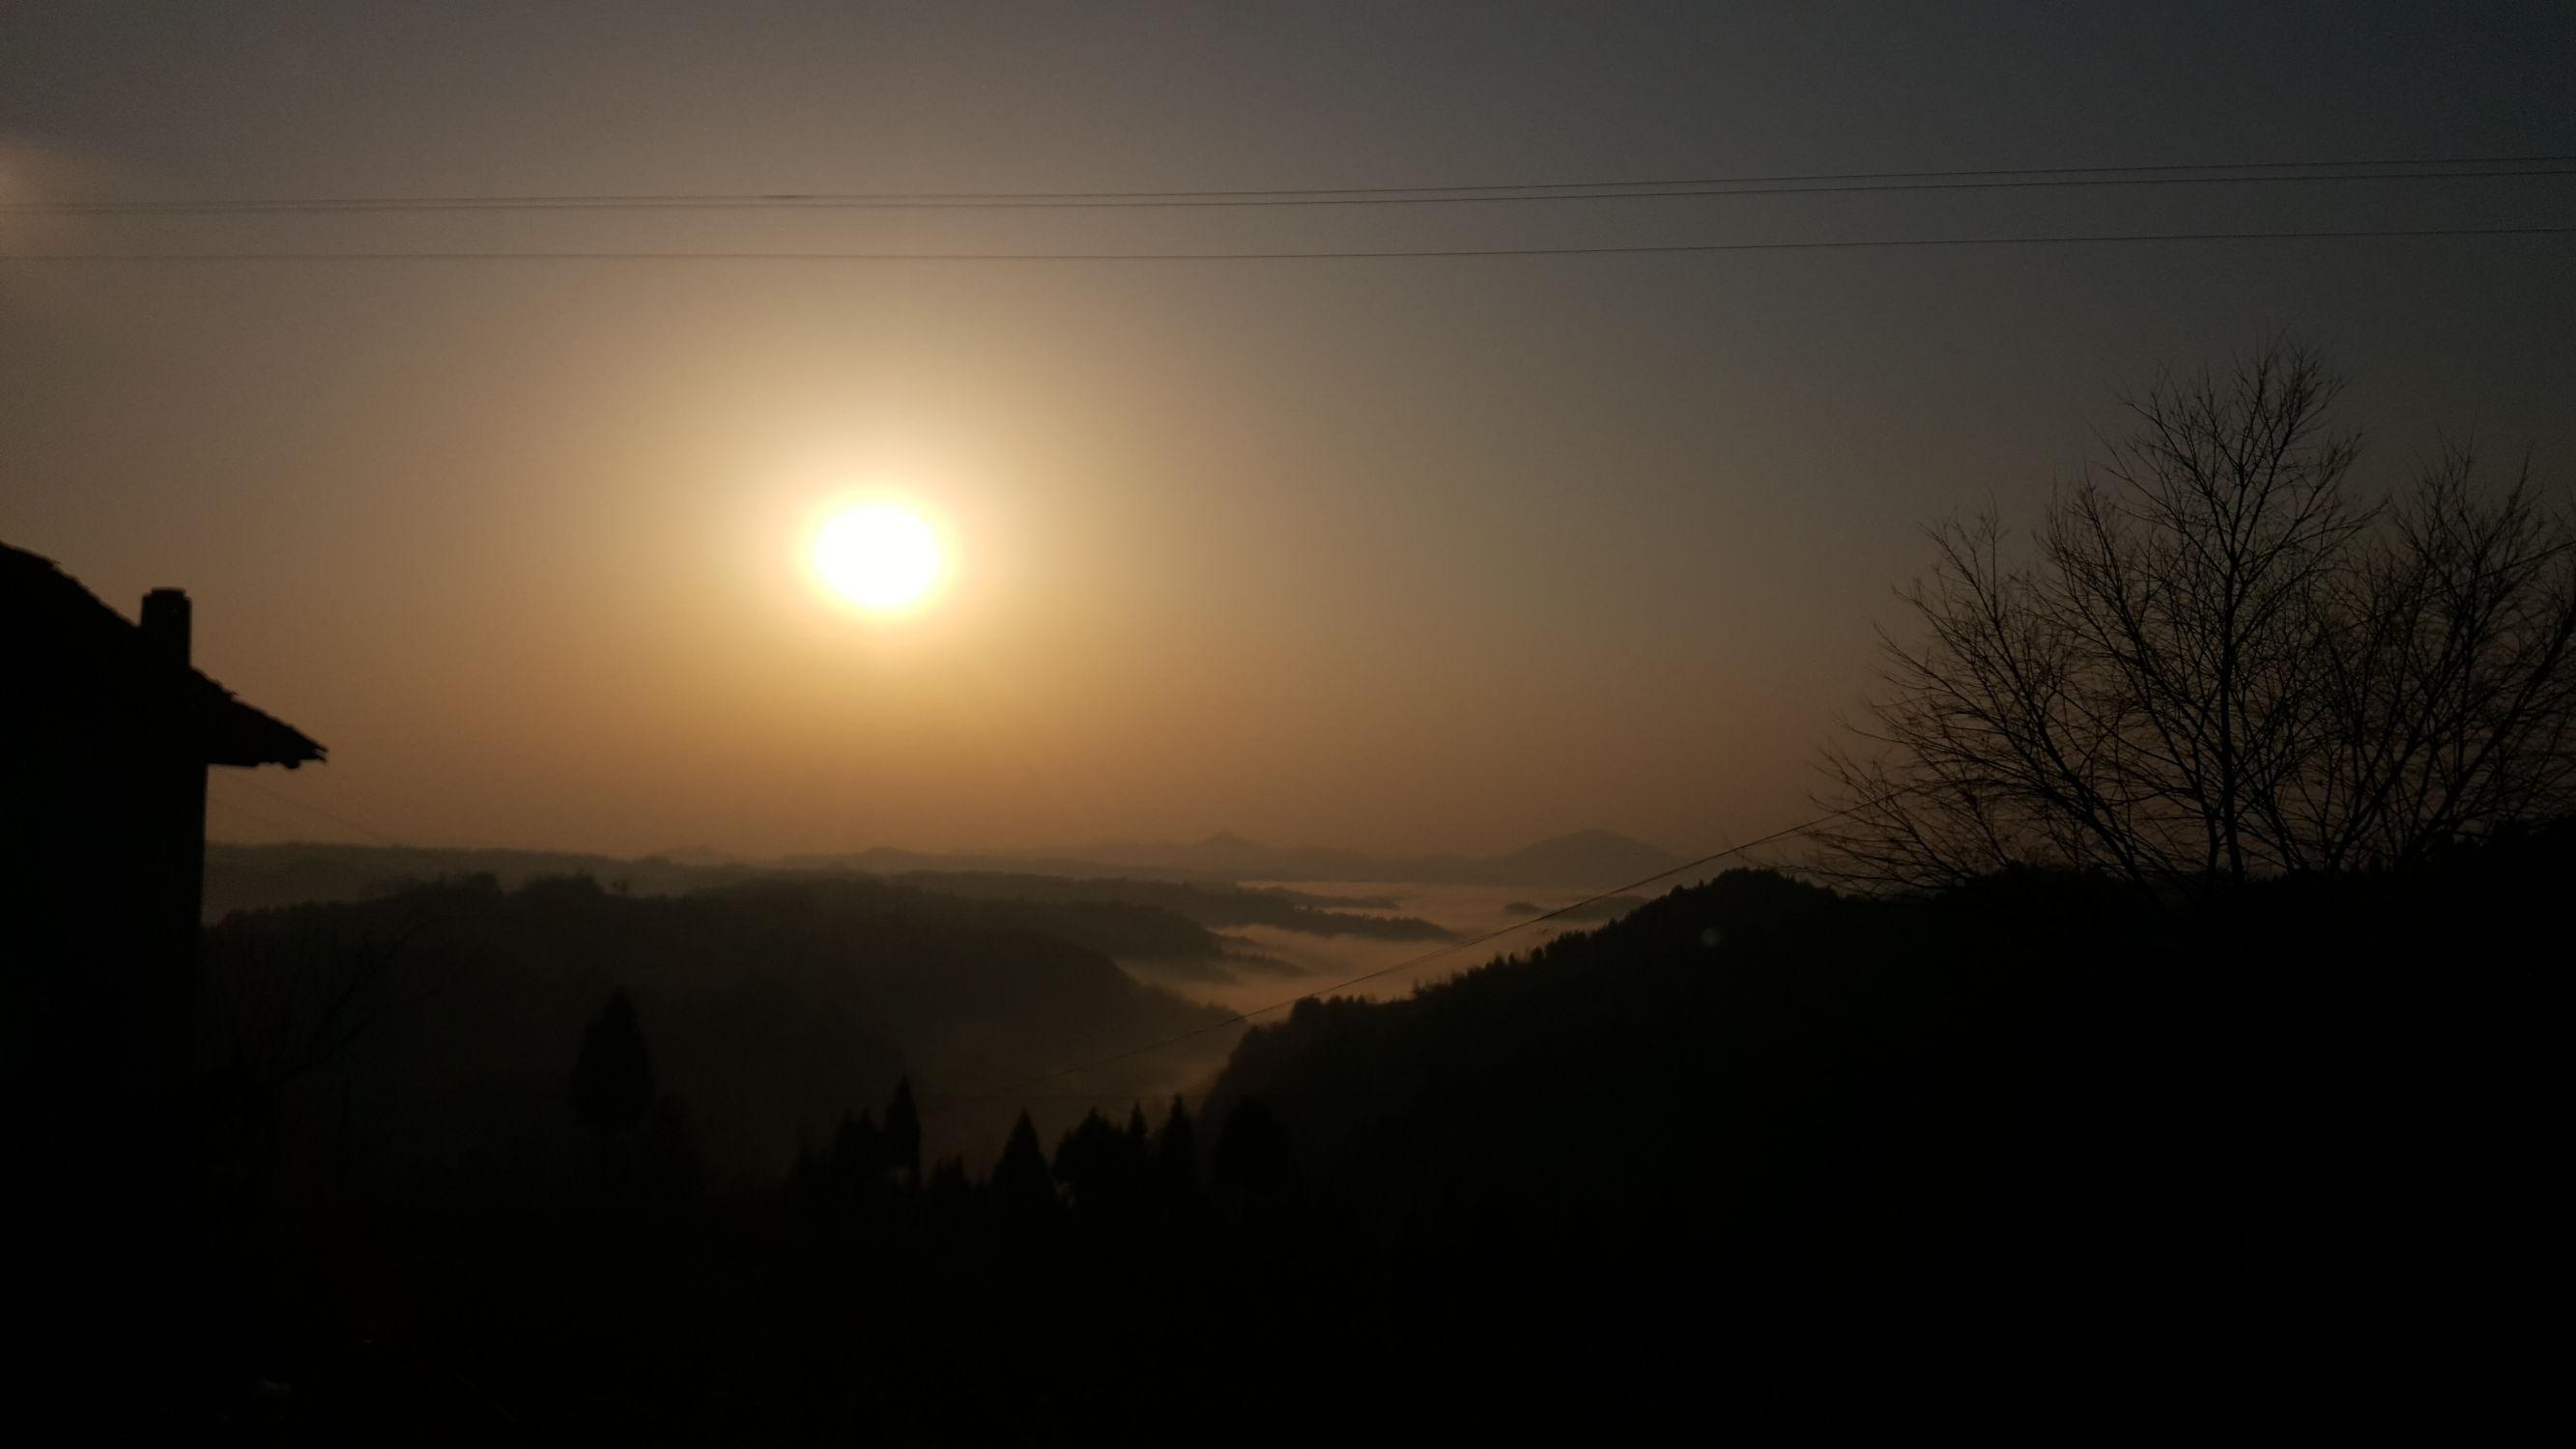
top-left (1203, 852), bottom-right (2562, 1432)
top-left (207, 873), bottom-right (1236, 1196)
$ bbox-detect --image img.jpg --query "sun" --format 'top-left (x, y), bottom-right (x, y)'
top-left (813, 503), bottom-right (944, 612)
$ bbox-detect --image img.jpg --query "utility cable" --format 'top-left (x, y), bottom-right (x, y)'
top-left (12, 153), bottom-right (2571, 214)
top-left (12, 223), bottom-right (2569, 265)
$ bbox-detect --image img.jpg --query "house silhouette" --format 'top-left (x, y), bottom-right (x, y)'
top-left (2, 541), bottom-right (323, 1248)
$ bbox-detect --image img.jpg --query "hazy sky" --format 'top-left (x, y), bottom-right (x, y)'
top-left (6, 3), bottom-right (2571, 860)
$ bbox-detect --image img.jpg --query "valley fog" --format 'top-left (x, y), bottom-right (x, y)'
top-left (1131, 878), bottom-right (1655, 1019)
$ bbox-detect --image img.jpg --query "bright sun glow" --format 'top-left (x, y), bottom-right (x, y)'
top-left (813, 503), bottom-right (944, 612)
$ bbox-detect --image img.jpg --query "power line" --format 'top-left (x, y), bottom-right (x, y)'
top-left (13, 163), bottom-right (2573, 215)
top-left (922, 796), bottom-right (1885, 1118)
top-left (218, 772), bottom-right (412, 846)
top-left (204, 790), bottom-right (307, 840)
top-left (9, 223), bottom-right (2570, 265)
top-left (11, 153), bottom-right (2572, 213)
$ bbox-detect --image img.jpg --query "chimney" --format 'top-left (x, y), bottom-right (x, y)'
top-left (141, 587), bottom-right (191, 669)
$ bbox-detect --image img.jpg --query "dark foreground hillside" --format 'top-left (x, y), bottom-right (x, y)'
top-left (10, 837), bottom-right (2562, 1441)
top-left (1210, 842), bottom-right (2563, 1436)
top-left (190, 872), bottom-right (1236, 1191)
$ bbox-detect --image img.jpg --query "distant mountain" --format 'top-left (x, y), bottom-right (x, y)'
top-left (1048, 828), bottom-right (1685, 889)
top-left (203, 842), bottom-right (754, 919)
top-left (203, 844), bottom-right (1450, 943)
top-left (649, 844), bottom-right (752, 867)
top-left (203, 828), bottom-right (1689, 924)
top-left (1476, 830), bottom-right (1687, 888)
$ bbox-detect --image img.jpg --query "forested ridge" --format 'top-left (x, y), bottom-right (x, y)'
top-left (18, 831), bottom-right (2558, 1439)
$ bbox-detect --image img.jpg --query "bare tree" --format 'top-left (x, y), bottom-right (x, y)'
top-left (203, 919), bottom-right (426, 1098)
top-left (196, 914), bottom-right (442, 1208)
top-left (1817, 343), bottom-right (2576, 895)
top-left (2293, 451), bottom-right (2576, 869)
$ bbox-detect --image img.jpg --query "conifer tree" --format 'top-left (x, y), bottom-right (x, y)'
top-left (834, 1107), bottom-right (883, 1186)
top-left (927, 1155), bottom-right (970, 1203)
top-left (1053, 1109), bottom-right (1126, 1208)
top-left (989, 1110), bottom-right (1055, 1210)
top-left (883, 1076), bottom-right (923, 1184)
top-left (1213, 1097), bottom-right (1298, 1209)
top-left (570, 987), bottom-right (652, 1138)
top-left (1156, 1094), bottom-right (1197, 1191)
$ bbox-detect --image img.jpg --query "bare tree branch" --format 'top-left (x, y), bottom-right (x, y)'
top-left (1816, 343), bottom-right (2575, 895)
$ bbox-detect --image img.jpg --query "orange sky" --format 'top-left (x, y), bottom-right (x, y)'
top-left (7, 5), bottom-right (2571, 860)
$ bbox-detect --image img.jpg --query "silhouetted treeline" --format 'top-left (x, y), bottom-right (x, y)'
top-left (186, 871), bottom-right (1235, 1204)
top-left (16, 834), bottom-right (2564, 1440)
top-left (205, 841), bottom-right (1445, 946)
top-left (200, 841), bottom-right (765, 918)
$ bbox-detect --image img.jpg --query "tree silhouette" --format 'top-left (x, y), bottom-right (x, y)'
top-left (834, 1107), bottom-right (884, 1185)
top-left (637, 1092), bottom-right (702, 1206)
top-left (1156, 1094), bottom-right (1197, 1191)
top-left (1212, 1096), bottom-right (1298, 1213)
top-left (1818, 341), bottom-right (2576, 893)
top-left (1052, 1109), bottom-right (1122, 1208)
top-left (883, 1077), bottom-right (922, 1184)
top-left (926, 1154), bottom-right (970, 1205)
top-left (570, 987), bottom-right (652, 1137)
top-left (989, 1110), bottom-right (1055, 1210)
